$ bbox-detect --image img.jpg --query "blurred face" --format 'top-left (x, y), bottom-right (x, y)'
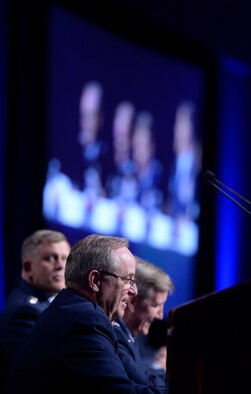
top-left (129, 290), bottom-right (168, 336)
top-left (132, 128), bottom-right (154, 168)
top-left (79, 85), bottom-right (102, 145)
top-left (79, 110), bottom-right (100, 145)
top-left (173, 113), bottom-right (193, 154)
top-left (23, 240), bottom-right (71, 295)
top-left (113, 106), bottom-right (133, 162)
top-left (98, 247), bottom-right (138, 321)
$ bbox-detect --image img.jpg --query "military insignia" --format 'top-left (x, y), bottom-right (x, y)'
top-left (28, 296), bottom-right (38, 305)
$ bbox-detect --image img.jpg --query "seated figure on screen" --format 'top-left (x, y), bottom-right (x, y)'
top-left (106, 100), bottom-right (136, 202)
top-left (77, 80), bottom-right (113, 230)
top-left (0, 229), bottom-right (71, 390)
top-left (167, 101), bottom-right (202, 245)
top-left (131, 111), bottom-right (164, 211)
top-left (43, 81), bottom-right (110, 230)
top-left (107, 101), bottom-right (135, 200)
top-left (78, 80), bottom-right (109, 197)
top-left (121, 111), bottom-right (164, 242)
top-left (113, 256), bottom-right (174, 390)
top-left (3, 234), bottom-right (166, 394)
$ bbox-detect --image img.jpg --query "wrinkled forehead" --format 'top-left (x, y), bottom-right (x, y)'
top-left (112, 247), bottom-right (136, 272)
top-left (34, 240), bottom-right (69, 254)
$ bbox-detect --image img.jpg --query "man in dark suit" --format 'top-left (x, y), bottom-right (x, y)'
top-left (0, 229), bottom-right (71, 389)
top-left (114, 257), bottom-right (174, 389)
top-left (3, 234), bottom-right (166, 394)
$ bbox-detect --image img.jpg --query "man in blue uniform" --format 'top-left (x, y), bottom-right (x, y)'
top-left (0, 229), bottom-right (71, 388)
top-left (3, 234), bottom-right (166, 394)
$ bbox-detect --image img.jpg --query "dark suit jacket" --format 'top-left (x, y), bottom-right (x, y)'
top-left (0, 279), bottom-right (51, 388)
top-left (114, 318), bottom-right (166, 390)
top-left (3, 288), bottom-right (166, 394)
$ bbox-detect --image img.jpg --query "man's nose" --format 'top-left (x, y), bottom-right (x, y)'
top-left (55, 257), bottom-right (66, 269)
top-left (156, 305), bottom-right (164, 319)
top-left (129, 282), bottom-right (138, 296)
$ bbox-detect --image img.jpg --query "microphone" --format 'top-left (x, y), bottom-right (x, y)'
top-left (203, 170), bottom-right (216, 184)
top-left (203, 170), bottom-right (251, 215)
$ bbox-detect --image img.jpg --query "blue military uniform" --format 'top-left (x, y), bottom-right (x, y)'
top-left (0, 279), bottom-right (51, 388)
top-left (3, 288), bottom-right (165, 394)
top-left (114, 318), bottom-right (166, 390)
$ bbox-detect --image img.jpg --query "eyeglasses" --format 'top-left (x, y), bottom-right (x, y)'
top-left (98, 270), bottom-right (135, 288)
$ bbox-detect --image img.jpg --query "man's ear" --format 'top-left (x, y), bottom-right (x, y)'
top-left (22, 260), bottom-right (32, 273)
top-left (88, 270), bottom-right (102, 292)
top-left (22, 260), bottom-right (33, 281)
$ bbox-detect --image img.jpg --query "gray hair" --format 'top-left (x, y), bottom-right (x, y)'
top-left (134, 256), bottom-right (174, 300)
top-left (21, 229), bottom-right (70, 261)
top-left (65, 234), bottom-right (129, 290)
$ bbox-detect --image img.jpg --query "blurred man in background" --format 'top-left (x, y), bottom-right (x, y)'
top-left (114, 256), bottom-right (174, 390)
top-left (0, 229), bottom-right (71, 388)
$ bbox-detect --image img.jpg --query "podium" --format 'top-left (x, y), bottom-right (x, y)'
top-left (167, 279), bottom-right (251, 394)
